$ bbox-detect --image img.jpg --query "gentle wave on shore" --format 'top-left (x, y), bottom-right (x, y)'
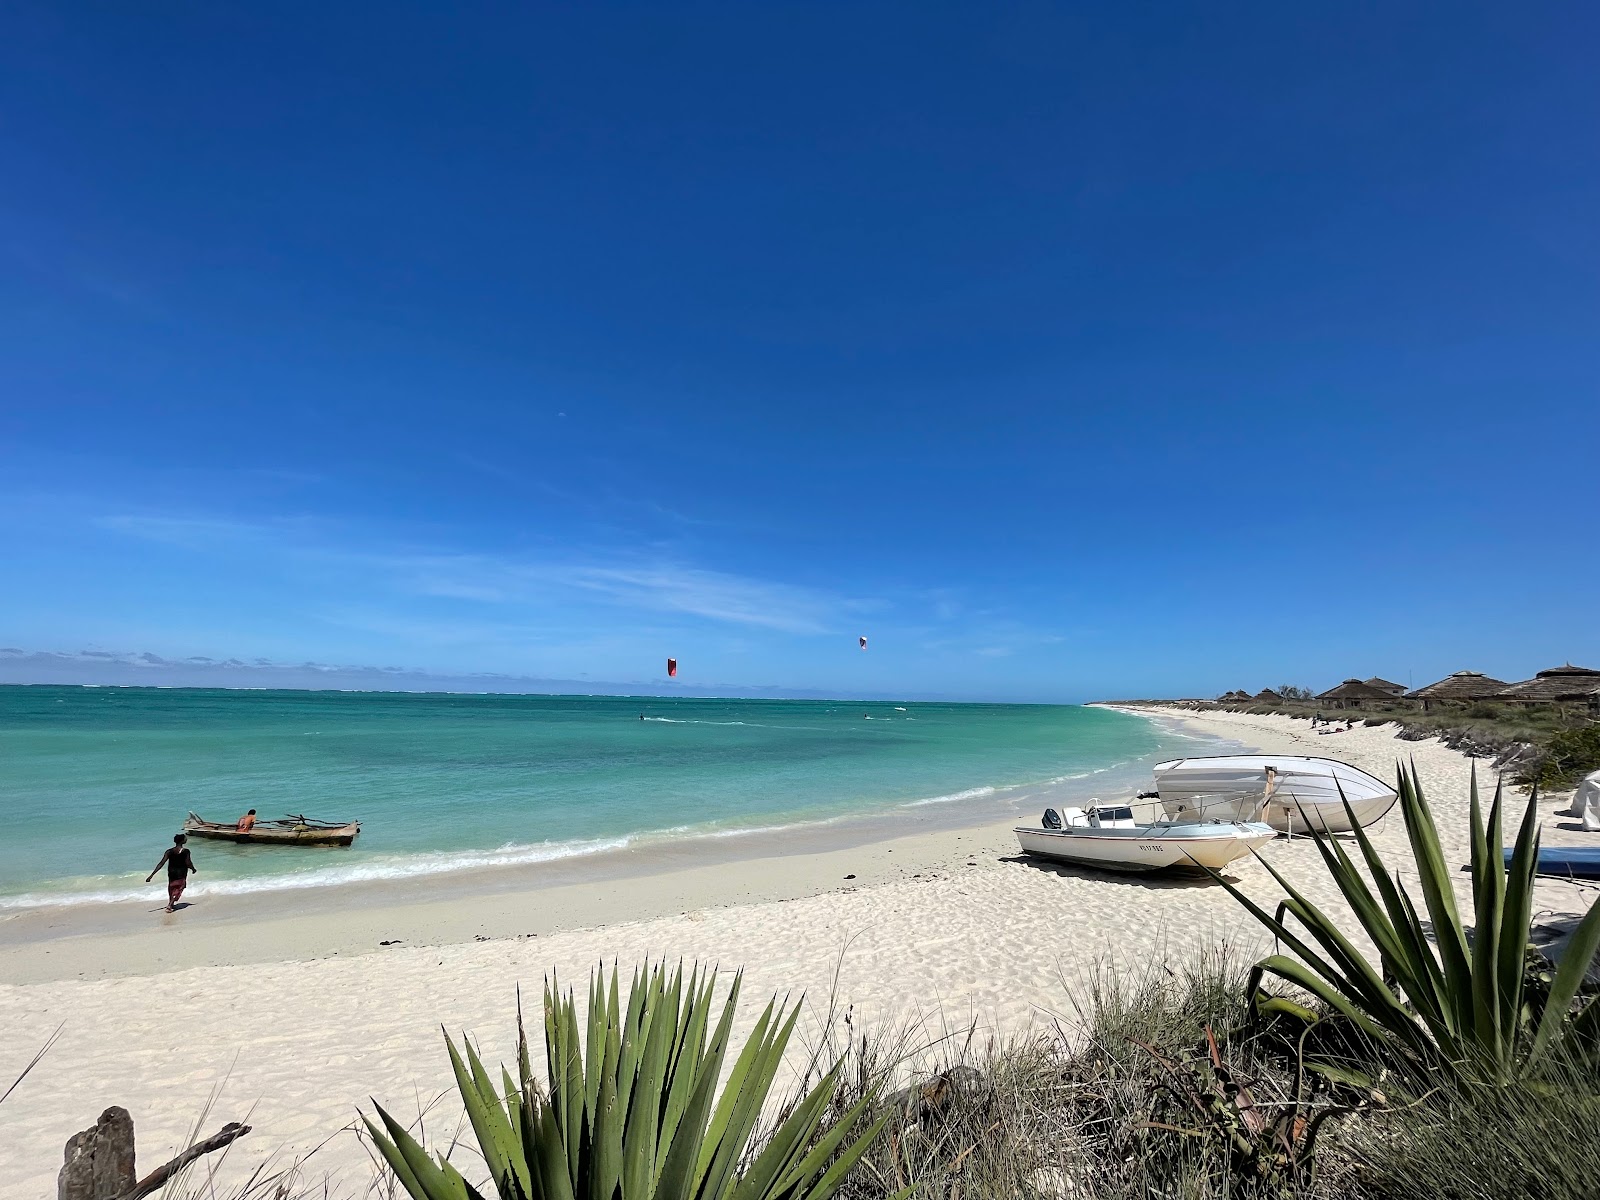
top-left (0, 687), bottom-right (1209, 907)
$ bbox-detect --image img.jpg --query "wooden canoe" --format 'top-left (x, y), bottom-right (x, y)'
top-left (183, 813), bottom-right (361, 847)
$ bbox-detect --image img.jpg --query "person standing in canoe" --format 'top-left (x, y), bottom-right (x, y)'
top-left (146, 833), bottom-right (196, 913)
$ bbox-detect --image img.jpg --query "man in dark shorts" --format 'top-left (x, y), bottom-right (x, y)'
top-left (146, 833), bottom-right (197, 912)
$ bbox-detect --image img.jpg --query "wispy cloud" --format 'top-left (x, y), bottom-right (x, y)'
top-left (385, 556), bottom-right (844, 634)
top-left (97, 507), bottom-right (857, 636)
top-left (554, 564), bottom-right (834, 633)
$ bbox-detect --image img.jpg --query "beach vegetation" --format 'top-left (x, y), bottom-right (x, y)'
top-left (1215, 693), bottom-right (1597, 789)
top-left (364, 961), bottom-right (897, 1200)
top-left (813, 946), bottom-right (1381, 1199)
top-left (1, 1025), bottom-right (61, 1108)
top-left (1344, 1052), bottom-right (1600, 1199)
top-left (815, 941), bottom-right (1600, 1199)
top-left (1525, 723), bottom-right (1600, 791)
top-left (1215, 763), bottom-right (1600, 1083)
top-left (1042, 948), bottom-right (1377, 1197)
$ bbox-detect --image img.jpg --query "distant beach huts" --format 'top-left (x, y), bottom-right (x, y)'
top-left (1406, 670), bottom-right (1510, 711)
top-left (1315, 678), bottom-right (1400, 709)
top-left (1493, 663), bottom-right (1600, 706)
top-left (1213, 663), bottom-right (1600, 714)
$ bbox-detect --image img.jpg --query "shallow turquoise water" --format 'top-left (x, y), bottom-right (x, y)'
top-left (0, 686), bottom-right (1197, 905)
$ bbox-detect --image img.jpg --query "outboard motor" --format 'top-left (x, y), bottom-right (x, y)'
top-left (1041, 807), bottom-right (1063, 829)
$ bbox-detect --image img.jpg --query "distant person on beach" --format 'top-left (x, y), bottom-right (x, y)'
top-left (146, 833), bottom-right (196, 913)
top-left (237, 809), bottom-right (257, 832)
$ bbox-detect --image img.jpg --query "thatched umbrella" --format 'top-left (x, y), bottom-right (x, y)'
top-left (1494, 664), bottom-right (1600, 705)
top-left (1315, 678), bottom-right (1398, 709)
top-left (1405, 670), bottom-right (1510, 711)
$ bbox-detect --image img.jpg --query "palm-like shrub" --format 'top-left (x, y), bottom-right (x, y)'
top-left (365, 962), bottom-right (895, 1200)
top-left (1218, 764), bottom-right (1600, 1082)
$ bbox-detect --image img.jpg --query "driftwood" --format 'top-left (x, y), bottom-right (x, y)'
top-left (119, 1122), bottom-right (252, 1200)
top-left (58, 1107), bottom-right (251, 1200)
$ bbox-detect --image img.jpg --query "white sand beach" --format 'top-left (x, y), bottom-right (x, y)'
top-left (3, 706), bottom-right (1593, 1196)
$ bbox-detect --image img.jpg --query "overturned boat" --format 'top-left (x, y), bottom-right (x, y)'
top-left (1152, 755), bottom-right (1398, 834)
top-left (1014, 803), bottom-right (1275, 874)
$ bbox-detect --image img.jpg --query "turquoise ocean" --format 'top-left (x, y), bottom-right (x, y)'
top-left (0, 686), bottom-right (1216, 907)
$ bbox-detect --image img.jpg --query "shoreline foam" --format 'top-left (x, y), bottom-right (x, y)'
top-left (1, 689), bottom-right (1159, 908)
top-left (0, 738), bottom-right (1170, 916)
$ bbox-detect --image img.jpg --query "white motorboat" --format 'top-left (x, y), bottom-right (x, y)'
top-left (1152, 755), bottom-right (1398, 834)
top-left (1013, 804), bottom-right (1276, 873)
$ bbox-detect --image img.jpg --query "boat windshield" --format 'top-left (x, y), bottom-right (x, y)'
top-left (1152, 792), bottom-right (1268, 824)
top-left (1051, 793), bottom-right (1266, 830)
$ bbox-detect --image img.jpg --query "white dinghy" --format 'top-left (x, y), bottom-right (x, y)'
top-left (1013, 803), bottom-right (1275, 874)
top-left (1152, 755), bottom-right (1398, 834)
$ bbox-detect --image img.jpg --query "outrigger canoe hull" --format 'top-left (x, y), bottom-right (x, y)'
top-left (182, 815), bottom-right (361, 847)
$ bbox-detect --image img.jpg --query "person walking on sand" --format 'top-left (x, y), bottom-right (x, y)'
top-left (237, 808), bottom-right (257, 832)
top-left (146, 833), bottom-right (196, 913)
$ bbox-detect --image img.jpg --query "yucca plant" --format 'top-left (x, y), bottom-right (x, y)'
top-left (365, 961), bottom-right (898, 1200)
top-left (1216, 763), bottom-right (1600, 1082)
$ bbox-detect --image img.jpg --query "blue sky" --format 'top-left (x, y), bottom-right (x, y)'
top-left (2, 3), bottom-right (1596, 702)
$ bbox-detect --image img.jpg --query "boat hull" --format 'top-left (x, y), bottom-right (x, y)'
top-left (1014, 822), bottom-right (1276, 873)
top-left (1514, 847), bottom-right (1600, 881)
top-left (1152, 755), bottom-right (1398, 834)
top-left (182, 816), bottom-right (361, 847)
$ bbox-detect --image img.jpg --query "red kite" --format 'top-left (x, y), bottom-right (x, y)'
top-left (666, 657), bottom-right (678, 678)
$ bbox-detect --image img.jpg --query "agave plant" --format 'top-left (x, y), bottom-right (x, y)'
top-left (365, 961), bottom-right (898, 1200)
top-left (1217, 763), bottom-right (1600, 1082)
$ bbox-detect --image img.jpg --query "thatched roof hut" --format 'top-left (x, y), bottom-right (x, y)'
top-left (1217, 689), bottom-right (1252, 703)
top-left (1405, 670), bottom-right (1510, 709)
top-left (1364, 677), bottom-right (1408, 697)
top-left (1494, 664), bottom-right (1600, 705)
top-left (1254, 688), bottom-right (1284, 703)
top-left (1316, 678), bottom-right (1398, 708)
